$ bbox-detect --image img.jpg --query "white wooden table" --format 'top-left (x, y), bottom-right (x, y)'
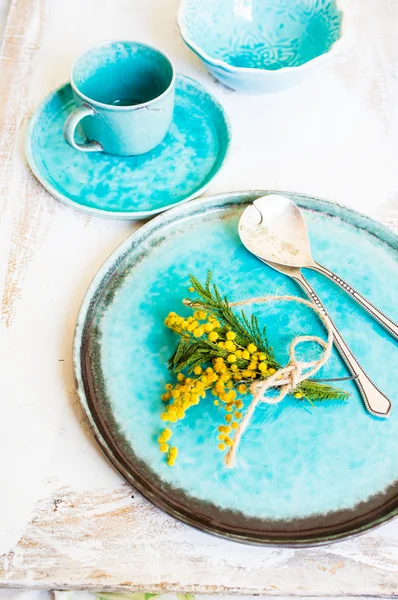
top-left (1, 0), bottom-right (398, 594)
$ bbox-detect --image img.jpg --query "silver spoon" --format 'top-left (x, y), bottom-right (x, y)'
top-left (239, 195), bottom-right (392, 418)
top-left (241, 194), bottom-right (398, 339)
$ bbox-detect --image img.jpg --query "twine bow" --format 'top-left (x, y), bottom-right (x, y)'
top-left (224, 295), bottom-right (333, 468)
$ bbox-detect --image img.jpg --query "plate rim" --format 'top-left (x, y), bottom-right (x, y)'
top-left (73, 189), bottom-right (398, 546)
top-left (25, 76), bottom-right (231, 220)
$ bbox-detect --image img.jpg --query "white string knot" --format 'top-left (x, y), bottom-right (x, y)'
top-left (224, 295), bottom-right (333, 468)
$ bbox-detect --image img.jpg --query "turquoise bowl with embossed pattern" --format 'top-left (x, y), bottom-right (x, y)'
top-left (178, 0), bottom-right (344, 93)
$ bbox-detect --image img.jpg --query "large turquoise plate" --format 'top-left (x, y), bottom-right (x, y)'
top-left (25, 76), bottom-right (230, 219)
top-left (74, 191), bottom-right (398, 545)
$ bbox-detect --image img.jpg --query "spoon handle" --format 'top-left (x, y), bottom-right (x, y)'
top-left (311, 262), bottom-right (398, 340)
top-left (292, 271), bottom-right (392, 418)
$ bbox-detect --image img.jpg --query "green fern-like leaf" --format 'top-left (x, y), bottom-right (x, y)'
top-left (168, 271), bottom-right (349, 404)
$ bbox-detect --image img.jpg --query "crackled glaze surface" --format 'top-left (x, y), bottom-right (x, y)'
top-left (26, 76), bottom-right (230, 218)
top-left (75, 192), bottom-right (398, 545)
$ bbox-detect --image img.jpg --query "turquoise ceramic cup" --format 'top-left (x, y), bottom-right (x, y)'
top-left (63, 41), bottom-right (176, 156)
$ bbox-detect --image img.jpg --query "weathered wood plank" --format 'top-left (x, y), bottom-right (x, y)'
top-left (2, 484), bottom-right (398, 596)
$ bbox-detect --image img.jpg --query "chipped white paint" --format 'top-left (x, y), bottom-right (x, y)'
top-left (1, 0), bottom-right (398, 594)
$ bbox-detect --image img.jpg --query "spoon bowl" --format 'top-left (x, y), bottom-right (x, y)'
top-left (239, 194), bottom-right (314, 268)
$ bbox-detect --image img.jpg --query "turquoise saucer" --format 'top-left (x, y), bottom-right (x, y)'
top-left (74, 190), bottom-right (398, 546)
top-left (25, 76), bottom-right (230, 219)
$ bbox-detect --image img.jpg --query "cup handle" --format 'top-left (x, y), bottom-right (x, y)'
top-left (63, 104), bottom-right (103, 152)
